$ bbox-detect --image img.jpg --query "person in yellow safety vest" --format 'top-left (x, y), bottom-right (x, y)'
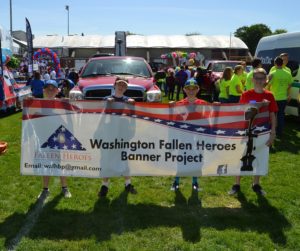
top-left (266, 56), bottom-right (292, 137)
top-left (239, 61), bottom-right (248, 87)
top-left (269, 53), bottom-right (291, 74)
top-left (217, 67), bottom-right (233, 103)
top-left (245, 58), bottom-right (262, 91)
top-left (228, 65), bottom-right (244, 103)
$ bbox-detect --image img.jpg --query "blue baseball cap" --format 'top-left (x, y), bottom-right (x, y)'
top-left (184, 78), bottom-right (198, 87)
top-left (44, 80), bottom-right (58, 89)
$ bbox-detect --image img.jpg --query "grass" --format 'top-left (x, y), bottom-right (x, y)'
top-left (0, 111), bottom-right (299, 250)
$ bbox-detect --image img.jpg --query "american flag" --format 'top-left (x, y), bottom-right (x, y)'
top-left (41, 125), bottom-right (86, 151)
top-left (23, 99), bottom-right (271, 138)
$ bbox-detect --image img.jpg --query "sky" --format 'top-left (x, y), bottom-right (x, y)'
top-left (1, 0), bottom-right (300, 37)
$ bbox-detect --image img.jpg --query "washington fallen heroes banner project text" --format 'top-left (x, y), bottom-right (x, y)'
top-left (20, 99), bottom-right (271, 178)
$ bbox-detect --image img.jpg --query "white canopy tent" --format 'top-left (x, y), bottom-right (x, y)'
top-left (33, 34), bottom-right (248, 49)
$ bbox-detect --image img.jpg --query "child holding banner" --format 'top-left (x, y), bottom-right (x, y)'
top-left (98, 77), bottom-right (137, 197)
top-left (38, 80), bottom-right (72, 199)
top-left (228, 68), bottom-right (278, 196)
top-left (170, 78), bottom-right (208, 191)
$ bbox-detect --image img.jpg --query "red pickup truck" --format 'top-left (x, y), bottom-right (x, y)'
top-left (69, 56), bottom-right (162, 102)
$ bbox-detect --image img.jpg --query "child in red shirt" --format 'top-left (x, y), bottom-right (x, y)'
top-left (171, 78), bottom-right (207, 191)
top-left (228, 68), bottom-right (278, 196)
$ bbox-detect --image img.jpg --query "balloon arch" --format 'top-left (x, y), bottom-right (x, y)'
top-left (33, 48), bottom-right (61, 77)
top-left (160, 51), bottom-right (201, 66)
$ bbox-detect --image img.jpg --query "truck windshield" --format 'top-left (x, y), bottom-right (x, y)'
top-left (81, 58), bottom-right (152, 78)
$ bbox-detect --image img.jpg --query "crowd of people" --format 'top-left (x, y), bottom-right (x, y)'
top-left (24, 53), bottom-right (292, 200)
top-left (27, 67), bottom-right (79, 99)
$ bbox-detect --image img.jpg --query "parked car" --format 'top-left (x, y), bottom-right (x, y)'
top-left (204, 60), bottom-right (242, 101)
top-left (0, 67), bottom-right (32, 113)
top-left (205, 60), bottom-right (242, 83)
top-left (69, 56), bottom-right (161, 102)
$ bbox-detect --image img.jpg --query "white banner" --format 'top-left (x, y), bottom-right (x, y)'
top-left (21, 99), bottom-right (271, 178)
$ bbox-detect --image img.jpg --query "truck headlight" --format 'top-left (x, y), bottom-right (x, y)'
top-left (147, 90), bottom-right (162, 102)
top-left (69, 90), bottom-right (84, 100)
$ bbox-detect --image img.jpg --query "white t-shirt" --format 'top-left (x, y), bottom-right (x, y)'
top-left (43, 73), bottom-right (50, 81)
top-left (50, 70), bottom-right (56, 79)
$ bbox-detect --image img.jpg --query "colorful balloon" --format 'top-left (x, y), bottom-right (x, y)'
top-left (171, 52), bottom-right (177, 58)
top-left (189, 52), bottom-right (196, 59)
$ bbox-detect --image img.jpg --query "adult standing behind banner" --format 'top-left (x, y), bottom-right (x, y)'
top-left (269, 53), bottom-right (291, 74)
top-left (68, 69), bottom-right (79, 85)
top-left (29, 71), bottom-right (44, 98)
top-left (267, 57), bottom-right (292, 137)
top-left (175, 66), bottom-right (188, 101)
top-left (245, 58), bottom-right (262, 91)
top-left (228, 68), bottom-right (278, 196)
top-left (239, 61), bottom-right (247, 86)
top-left (217, 67), bottom-right (233, 103)
top-left (228, 65), bottom-right (244, 103)
top-left (98, 76), bottom-right (137, 197)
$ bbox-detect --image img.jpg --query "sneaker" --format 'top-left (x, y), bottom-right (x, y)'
top-left (170, 181), bottom-right (179, 191)
top-left (228, 184), bottom-right (240, 195)
top-left (125, 184), bottom-right (137, 194)
top-left (38, 188), bottom-right (50, 199)
top-left (252, 184), bottom-right (266, 196)
top-left (98, 185), bottom-right (109, 197)
top-left (192, 182), bottom-right (202, 191)
top-left (62, 187), bottom-right (72, 198)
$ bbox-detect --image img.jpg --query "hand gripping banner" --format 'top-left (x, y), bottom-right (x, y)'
top-left (21, 100), bottom-right (272, 178)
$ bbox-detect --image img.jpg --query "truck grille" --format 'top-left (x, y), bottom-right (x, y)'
top-left (124, 89), bottom-right (145, 101)
top-left (84, 86), bottom-right (146, 101)
top-left (85, 89), bottom-right (112, 99)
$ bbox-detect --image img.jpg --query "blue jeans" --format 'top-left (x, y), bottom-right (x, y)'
top-left (276, 100), bottom-right (287, 136)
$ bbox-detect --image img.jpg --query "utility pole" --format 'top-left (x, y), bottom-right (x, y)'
top-left (9, 0), bottom-right (13, 50)
top-left (10, 0), bottom-right (13, 35)
top-left (65, 5), bottom-right (69, 35)
top-left (229, 32), bottom-right (232, 60)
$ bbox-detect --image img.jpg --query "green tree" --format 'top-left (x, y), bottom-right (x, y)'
top-left (273, 29), bottom-right (288, 34)
top-left (126, 31), bottom-right (142, 35)
top-left (185, 32), bottom-right (201, 36)
top-left (6, 56), bottom-right (20, 69)
top-left (234, 24), bottom-right (272, 55)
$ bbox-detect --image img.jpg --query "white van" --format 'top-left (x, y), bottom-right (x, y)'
top-left (255, 32), bottom-right (300, 117)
